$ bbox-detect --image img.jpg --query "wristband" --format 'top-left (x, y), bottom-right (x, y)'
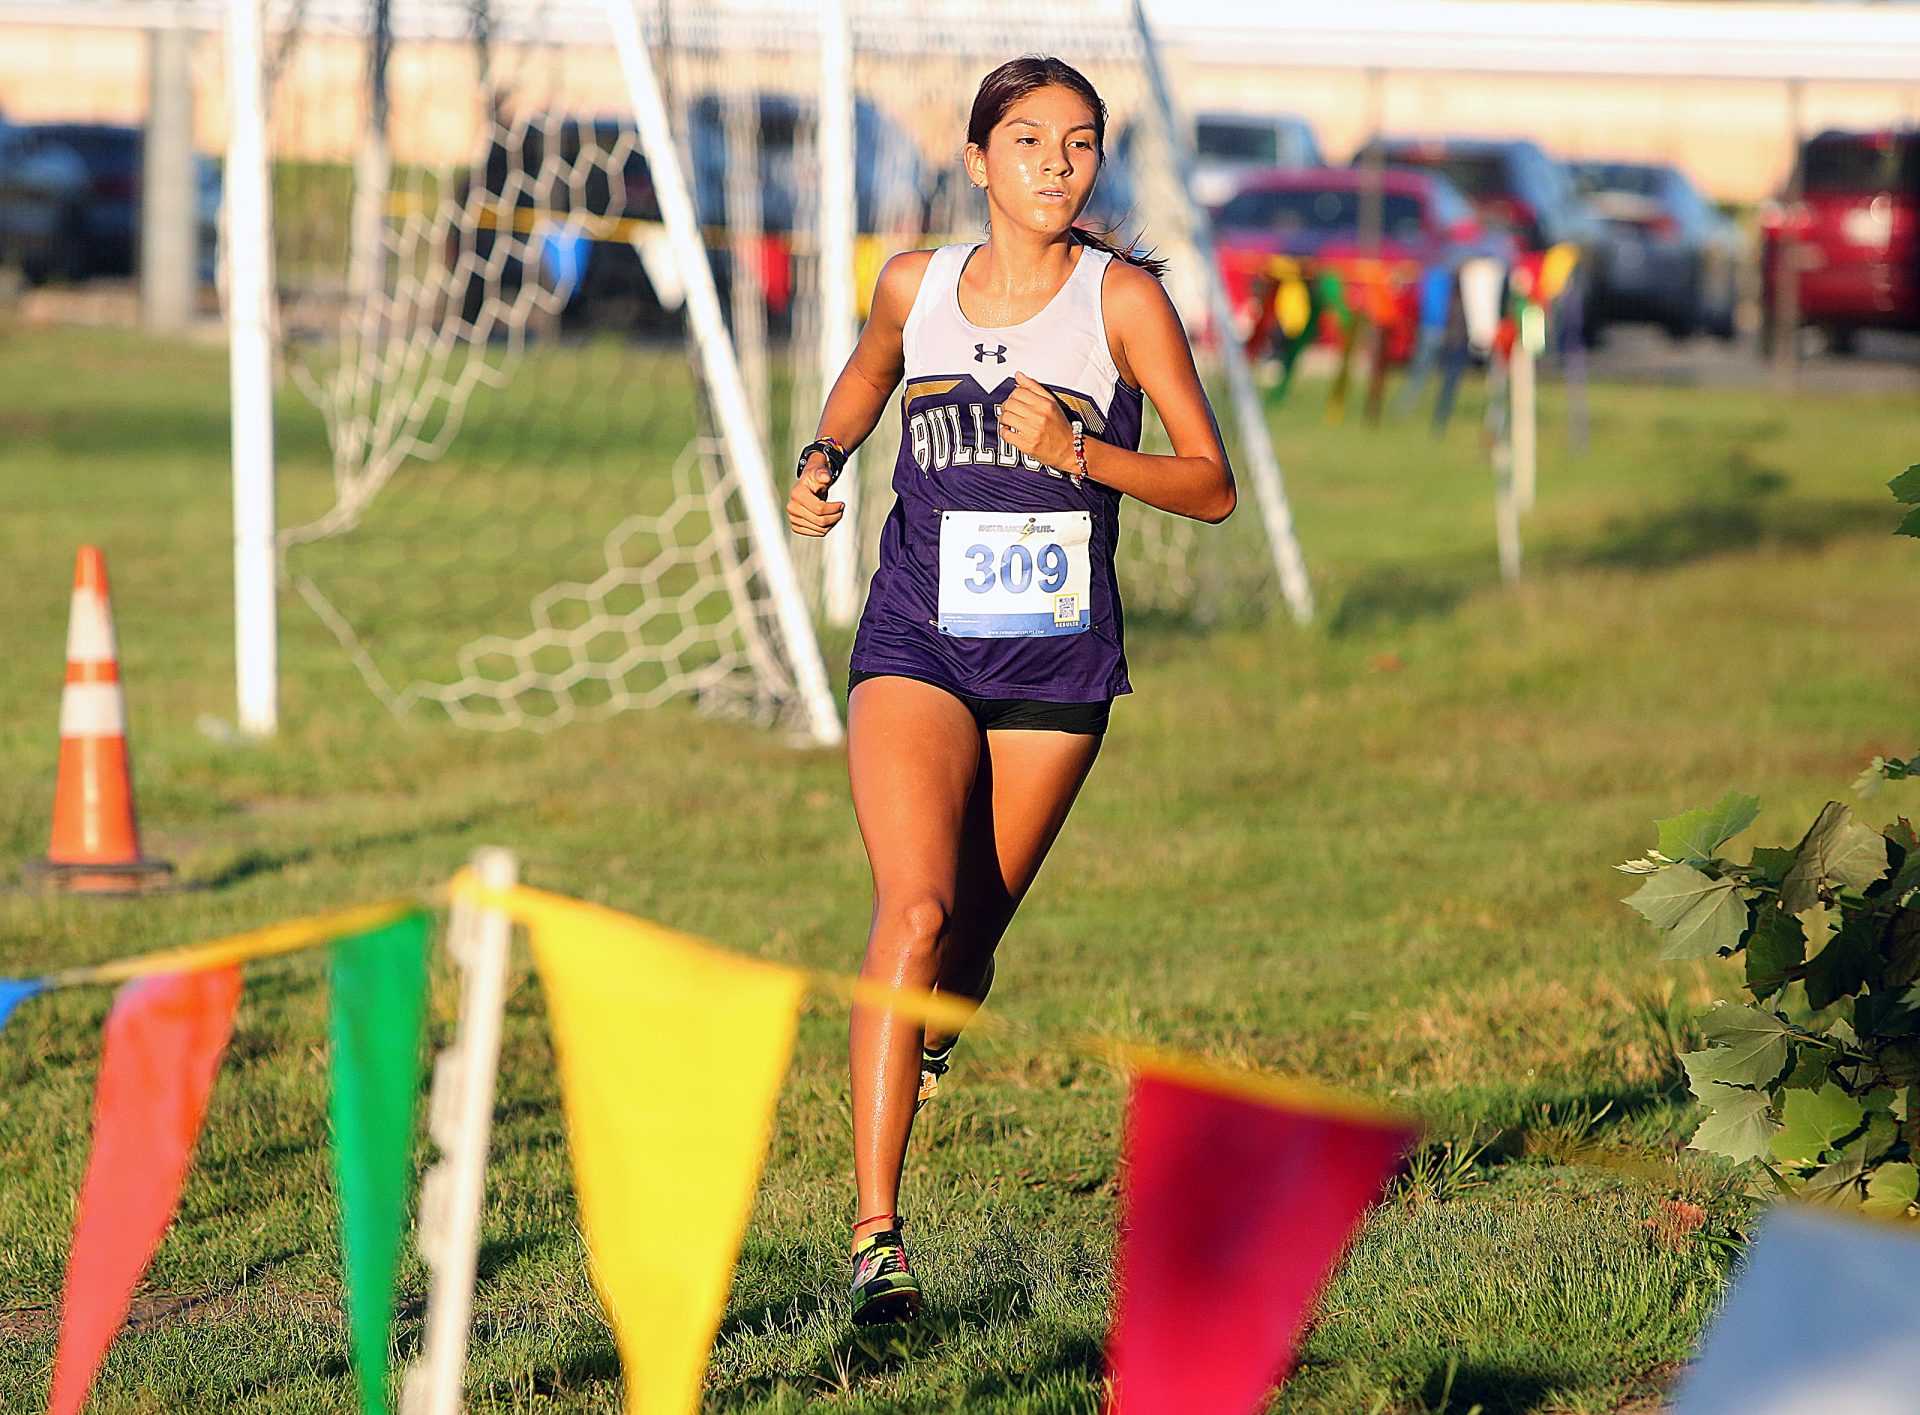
top-left (1068, 420), bottom-right (1088, 487)
top-left (795, 436), bottom-right (848, 486)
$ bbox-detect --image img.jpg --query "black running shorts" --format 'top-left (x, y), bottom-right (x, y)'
top-left (847, 670), bottom-right (1110, 736)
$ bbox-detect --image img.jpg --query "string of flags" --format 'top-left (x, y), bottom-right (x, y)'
top-left (1241, 244), bottom-right (1583, 429)
top-left (0, 877), bottom-right (1414, 1415)
top-left (15, 871), bottom-right (1911, 1413)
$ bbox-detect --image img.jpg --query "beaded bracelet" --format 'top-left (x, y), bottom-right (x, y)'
top-left (1068, 420), bottom-right (1088, 487)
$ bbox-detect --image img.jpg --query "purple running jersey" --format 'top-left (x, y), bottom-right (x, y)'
top-left (850, 239), bottom-right (1145, 703)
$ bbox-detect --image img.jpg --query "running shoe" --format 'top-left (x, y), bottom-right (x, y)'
top-left (916, 1040), bottom-right (956, 1113)
top-left (849, 1224), bottom-right (923, 1326)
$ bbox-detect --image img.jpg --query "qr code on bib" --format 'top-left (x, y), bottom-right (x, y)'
top-left (1053, 595), bottom-right (1079, 626)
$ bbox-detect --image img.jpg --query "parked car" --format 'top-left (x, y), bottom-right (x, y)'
top-left (1211, 166), bottom-right (1515, 360)
top-left (1349, 136), bottom-right (1607, 339)
top-left (1572, 160), bottom-right (1741, 340)
top-left (1761, 128), bottom-right (1919, 354)
top-left (0, 115), bottom-right (90, 283)
top-left (1186, 112), bottom-right (1326, 210)
top-left (24, 122), bottom-right (142, 275)
top-left (453, 98), bottom-right (930, 333)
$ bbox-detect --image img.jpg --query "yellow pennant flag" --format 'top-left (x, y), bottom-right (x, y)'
top-left (520, 891), bottom-right (806, 1415)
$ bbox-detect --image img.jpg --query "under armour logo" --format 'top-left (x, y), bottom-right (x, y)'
top-left (974, 343), bottom-right (1008, 364)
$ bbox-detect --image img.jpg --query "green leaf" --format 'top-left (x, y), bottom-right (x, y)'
top-left (1744, 905), bottom-right (1806, 999)
top-left (1863, 1162), bottom-right (1919, 1218)
top-left (1884, 911), bottom-right (1920, 990)
top-left (1798, 1148), bottom-right (1870, 1203)
top-left (1777, 979), bottom-right (1849, 1034)
top-left (1861, 1111), bottom-right (1898, 1163)
top-left (1899, 505), bottom-right (1920, 539)
top-left (1886, 855), bottom-right (1920, 909)
top-left (1891, 463), bottom-right (1920, 503)
top-left (1697, 1006), bottom-right (1797, 1090)
top-left (1624, 865), bottom-right (1752, 959)
top-left (1782, 803), bottom-right (1891, 913)
top-left (1855, 984), bottom-right (1920, 1040)
top-left (1770, 1082), bottom-right (1866, 1166)
top-left (1658, 792), bottom-right (1761, 863)
top-left (1688, 1084), bottom-right (1776, 1163)
top-left (1780, 1047), bottom-right (1828, 1091)
top-left (1804, 912), bottom-right (1878, 1010)
top-left (1748, 846), bottom-right (1798, 885)
top-left (1876, 1040), bottom-right (1920, 1088)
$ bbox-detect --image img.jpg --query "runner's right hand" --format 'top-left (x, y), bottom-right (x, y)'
top-left (787, 455), bottom-right (846, 537)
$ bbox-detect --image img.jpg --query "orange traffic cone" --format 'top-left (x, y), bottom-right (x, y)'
top-left (26, 548), bottom-right (173, 894)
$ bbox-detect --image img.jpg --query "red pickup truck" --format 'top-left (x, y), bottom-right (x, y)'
top-left (1762, 129), bottom-right (1919, 354)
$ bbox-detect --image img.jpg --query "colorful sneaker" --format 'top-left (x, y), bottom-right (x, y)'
top-left (916, 1040), bottom-right (956, 1113)
top-left (849, 1224), bottom-right (923, 1326)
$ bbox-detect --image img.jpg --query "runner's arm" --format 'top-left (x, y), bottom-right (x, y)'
top-left (1088, 262), bottom-right (1236, 523)
top-left (788, 250), bottom-right (929, 536)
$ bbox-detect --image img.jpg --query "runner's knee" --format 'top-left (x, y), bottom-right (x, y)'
top-left (870, 894), bottom-right (952, 958)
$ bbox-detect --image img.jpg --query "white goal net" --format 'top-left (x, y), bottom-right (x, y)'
top-left (258, 0), bottom-right (1311, 739)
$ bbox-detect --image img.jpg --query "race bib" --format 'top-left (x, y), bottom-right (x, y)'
top-left (936, 510), bottom-right (1092, 638)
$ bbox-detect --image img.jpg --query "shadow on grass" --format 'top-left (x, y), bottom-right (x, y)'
top-left (189, 805), bottom-right (495, 889)
top-left (1419, 1358), bottom-right (1566, 1415)
top-left (962, 1329), bottom-right (1105, 1402)
top-left (1329, 564), bottom-right (1478, 636)
top-left (1320, 446), bottom-right (1901, 639)
top-left (1565, 494), bottom-right (1893, 573)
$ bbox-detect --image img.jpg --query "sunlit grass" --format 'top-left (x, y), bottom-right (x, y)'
top-left (0, 327), bottom-right (1915, 1412)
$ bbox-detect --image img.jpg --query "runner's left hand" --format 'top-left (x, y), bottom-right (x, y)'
top-left (997, 371), bottom-right (1073, 471)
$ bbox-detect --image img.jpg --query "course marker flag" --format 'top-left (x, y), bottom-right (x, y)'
top-left (330, 912), bottom-right (432, 1415)
top-left (1106, 1055), bottom-right (1415, 1415)
top-left (0, 978), bottom-right (43, 1035)
top-left (49, 967), bottom-right (242, 1415)
top-left (517, 890), bottom-right (806, 1415)
top-left (1671, 1203), bottom-right (1920, 1415)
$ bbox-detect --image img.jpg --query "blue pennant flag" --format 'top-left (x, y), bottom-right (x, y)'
top-left (0, 978), bottom-right (45, 1036)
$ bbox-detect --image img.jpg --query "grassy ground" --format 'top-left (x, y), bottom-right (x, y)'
top-left (0, 325), bottom-right (1915, 1413)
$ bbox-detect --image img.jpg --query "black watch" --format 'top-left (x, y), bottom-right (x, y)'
top-left (795, 438), bottom-right (849, 487)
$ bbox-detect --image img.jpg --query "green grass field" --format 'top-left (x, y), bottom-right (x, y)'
top-left (0, 326), bottom-right (1916, 1414)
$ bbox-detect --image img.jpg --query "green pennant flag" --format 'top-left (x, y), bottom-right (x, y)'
top-left (329, 911), bottom-right (431, 1415)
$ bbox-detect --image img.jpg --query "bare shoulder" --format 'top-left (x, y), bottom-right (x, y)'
top-left (870, 248), bottom-right (938, 325)
top-left (1100, 257), bottom-right (1185, 389)
top-left (1101, 256), bottom-right (1175, 318)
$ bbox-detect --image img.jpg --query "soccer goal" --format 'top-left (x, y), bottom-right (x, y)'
top-left (234, 0), bottom-right (1312, 743)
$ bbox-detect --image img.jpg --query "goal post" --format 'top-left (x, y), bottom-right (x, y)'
top-left (600, 0), bottom-right (842, 746)
top-left (240, 0), bottom-right (1313, 743)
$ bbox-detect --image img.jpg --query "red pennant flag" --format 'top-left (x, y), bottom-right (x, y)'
top-left (49, 967), bottom-right (243, 1415)
top-left (1106, 1060), bottom-right (1416, 1415)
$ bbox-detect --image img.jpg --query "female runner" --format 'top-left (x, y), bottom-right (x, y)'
top-left (785, 55), bottom-right (1236, 1327)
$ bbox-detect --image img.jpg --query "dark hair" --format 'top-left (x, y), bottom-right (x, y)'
top-left (966, 55), bottom-right (1168, 280)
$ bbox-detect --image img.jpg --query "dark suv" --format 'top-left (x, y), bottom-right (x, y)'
top-left (1762, 129), bottom-right (1919, 354)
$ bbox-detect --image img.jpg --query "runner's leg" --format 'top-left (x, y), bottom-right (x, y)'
top-left (847, 677), bottom-right (981, 1241)
top-left (924, 727), bottom-right (1103, 1051)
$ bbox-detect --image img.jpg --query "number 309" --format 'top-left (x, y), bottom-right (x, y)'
top-left (964, 542), bottom-right (1068, 594)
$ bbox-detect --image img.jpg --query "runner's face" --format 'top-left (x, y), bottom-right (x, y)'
top-left (966, 85), bottom-right (1100, 236)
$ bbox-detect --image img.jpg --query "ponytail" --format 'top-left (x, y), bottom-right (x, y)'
top-left (1072, 224), bottom-right (1169, 281)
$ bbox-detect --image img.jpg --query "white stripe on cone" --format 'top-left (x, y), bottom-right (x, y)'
top-left (60, 682), bottom-right (127, 738)
top-left (65, 589), bottom-right (117, 665)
